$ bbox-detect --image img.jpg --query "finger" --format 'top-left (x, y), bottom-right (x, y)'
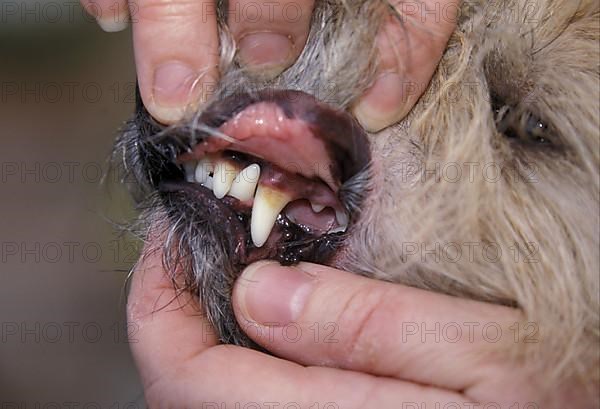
top-left (232, 261), bottom-right (522, 392)
top-left (128, 240), bottom-right (465, 407)
top-left (353, 0), bottom-right (460, 131)
top-left (131, 0), bottom-right (219, 124)
top-left (80, 0), bottom-right (129, 32)
top-left (145, 343), bottom-right (466, 407)
top-left (228, 0), bottom-right (315, 77)
top-left (127, 234), bottom-right (218, 389)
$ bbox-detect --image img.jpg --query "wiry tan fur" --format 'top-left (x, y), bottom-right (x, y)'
top-left (339, 0), bottom-right (599, 392)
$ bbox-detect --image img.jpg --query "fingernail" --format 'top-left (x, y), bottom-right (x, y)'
top-left (236, 261), bottom-right (314, 326)
top-left (152, 62), bottom-right (202, 123)
top-left (238, 32), bottom-right (294, 77)
top-left (353, 73), bottom-right (409, 132)
top-left (92, 4), bottom-right (129, 33)
top-left (96, 14), bottom-right (129, 32)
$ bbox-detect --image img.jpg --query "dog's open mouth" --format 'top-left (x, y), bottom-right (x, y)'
top-left (144, 90), bottom-right (370, 267)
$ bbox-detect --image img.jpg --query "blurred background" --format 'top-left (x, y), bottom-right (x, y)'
top-left (0, 0), bottom-right (145, 404)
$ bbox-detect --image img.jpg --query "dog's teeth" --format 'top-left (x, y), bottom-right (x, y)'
top-left (203, 176), bottom-right (214, 189)
top-left (330, 210), bottom-right (349, 233)
top-left (195, 158), bottom-right (214, 185)
top-left (213, 161), bottom-right (239, 199)
top-left (335, 209), bottom-right (348, 226)
top-left (229, 164), bottom-right (260, 201)
top-left (311, 202), bottom-right (325, 213)
top-left (251, 185), bottom-right (292, 247)
top-left (184, 162), bottom-right (196, 182)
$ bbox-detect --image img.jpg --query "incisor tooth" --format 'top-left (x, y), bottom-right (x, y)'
top-left (203, 176), bottom-right (214, 189)
top-left (311, 203), bottom-right (325, 213)
top-left (228, 164), bottom-right (260, 201)
top-left (330, 210), bottom-right (349, 233)
top-left (213, 161), bottom-right (239, 199)
top-left (251, 185), bottom-right (292, 247)
top-left (184, 162), bottom-right (196, 182)
top-left (195, 158), bottom-right (214, 184)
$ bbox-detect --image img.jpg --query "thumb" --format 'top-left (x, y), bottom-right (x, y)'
top-left (231, 260), bottom-right (520, 392)
top-left (231, 259), bottom-right (382, 364)
top-left (232, 261), bottom-right (317, 339)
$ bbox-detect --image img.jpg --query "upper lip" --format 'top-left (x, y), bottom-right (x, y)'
top-left (136, 89), bottom-right (371, 267)
top-left (180, 90), bottom-right (371, 189)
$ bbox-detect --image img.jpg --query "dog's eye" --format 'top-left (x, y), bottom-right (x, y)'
top-left (492, 95), bottom-right (553, 146)
top-left (520, 112), bottom-right (550, 144)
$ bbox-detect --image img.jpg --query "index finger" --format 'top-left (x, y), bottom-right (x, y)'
top-left (353, 0), bottom-right (460, 131)
top-left (127, 235), bottom-right (218, 389)
top-left (131, 0), bottom-right (220, 124)
top-left (232, 261), bottom-right (523, 392)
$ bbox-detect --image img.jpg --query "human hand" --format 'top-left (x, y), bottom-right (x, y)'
top-left (80, 0), bottom-right (315, 124)
top-left (352, 0), bottom-right (460, 131)
top-left (81, 0), bottom-right (459, 130)
top-left (127, 242), bottom-right (593, 408)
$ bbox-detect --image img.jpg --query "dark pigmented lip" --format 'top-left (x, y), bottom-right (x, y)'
top-left (158, 180), bottom-right (347, 266)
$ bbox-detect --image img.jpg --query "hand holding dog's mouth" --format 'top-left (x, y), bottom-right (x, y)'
top-left (128, 238), bottom-right (591, 408)
top-left (84, 0), bottom-right (456, 131)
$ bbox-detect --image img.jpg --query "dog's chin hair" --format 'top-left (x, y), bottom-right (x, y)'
top-left (128, 196), bottom-right (260, 347)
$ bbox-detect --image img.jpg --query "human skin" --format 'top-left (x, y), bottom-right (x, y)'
top-left (80, 0), bottom-right (458, 130)
top-left (126, 238), bottom-right (592, 408)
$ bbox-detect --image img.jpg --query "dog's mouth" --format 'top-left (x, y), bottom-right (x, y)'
top-left (143, 90), bottom-right (370, 267)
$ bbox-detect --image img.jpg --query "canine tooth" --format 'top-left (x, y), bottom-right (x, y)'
top-left (229, 164), bottom-right (260, 201)
top-left (310, 203), bottom-right (326, 213)
top-left (251, 185), bottom-right (292, 247)
top-left (203, 176), bottom-right (214, 189)
top-left (213, 161), bottom-right (239, 199)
